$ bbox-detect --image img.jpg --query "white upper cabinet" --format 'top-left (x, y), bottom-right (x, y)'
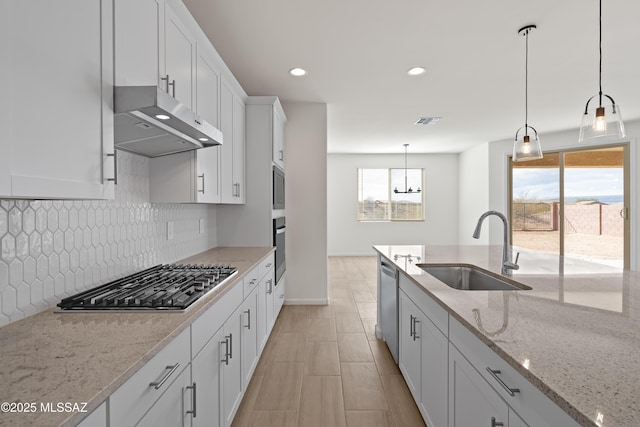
top-left (0, 0), bottom-right (115, 200)
top-left (163, 2), bottom-right (196, 109)
top-left (273, 106), bottom-right (286, 170)
top-left (220, 80), bottom-right (246, 204)
top-left (114, 0), bottom-right (160, 86)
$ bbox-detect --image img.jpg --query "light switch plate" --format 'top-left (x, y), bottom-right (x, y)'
top-left (199, 218), bottom-right (205, 234)
top-left (167, 221), bottom-right (174, 240)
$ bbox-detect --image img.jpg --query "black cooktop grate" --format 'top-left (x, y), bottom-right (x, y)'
top-left (57, 264), bottom-right (237, 311)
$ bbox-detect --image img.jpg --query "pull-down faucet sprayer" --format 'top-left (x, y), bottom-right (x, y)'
top-left (473, 211), bottom-right (520, 275)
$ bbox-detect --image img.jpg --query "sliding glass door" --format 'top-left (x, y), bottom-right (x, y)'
top-left (509, 144), bottom-right (630, 269)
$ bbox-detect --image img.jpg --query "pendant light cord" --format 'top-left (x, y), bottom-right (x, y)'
top-left (524, 28), bottom-right (529, 131)
top-left (598, 0), bottom-right (603, 105)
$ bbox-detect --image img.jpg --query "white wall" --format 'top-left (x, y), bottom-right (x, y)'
top-left (458, 142), bottom-right (490, 244)
top-left (486, 118), bottom-right (640, 269)
top-left (281, 102), bottom-right (328, 304)
top-left (328, 153), bottom-right (459, 256)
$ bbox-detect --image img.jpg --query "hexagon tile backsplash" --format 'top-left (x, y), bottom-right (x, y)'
top-left (0, 151), bottom-right (216, 326)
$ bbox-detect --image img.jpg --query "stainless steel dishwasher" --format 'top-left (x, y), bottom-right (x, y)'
top-left (379, 257), bottom-right (399, 363)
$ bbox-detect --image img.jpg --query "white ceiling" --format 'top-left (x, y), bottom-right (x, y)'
top-left (183, 0), bottom-right (640, 154)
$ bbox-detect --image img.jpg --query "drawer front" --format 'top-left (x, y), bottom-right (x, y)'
top-left (192, 282), bottom-right (243, 357)
top-left (110, 328), bottom-right (190, 427)
top-left (243, 266), bottom-right (260, 298)
top-left (274, 273), bottom-right (285, 315)
top-left (399, 273), bottom-right (448, 337)
top-left (259, 253), bottom-right (275, 281)
top-left (449, 317), bottom-right (580, 427)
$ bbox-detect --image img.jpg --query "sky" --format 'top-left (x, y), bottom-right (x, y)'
top-left (512, 168), bottom-right (623, 201)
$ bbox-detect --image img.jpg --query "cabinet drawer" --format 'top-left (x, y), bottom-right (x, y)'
top-left (449, 317), bottom-right (580, 427)
top-left (192, 282), bottom-right (243, 357)
top-left (274, 274), bottom-right (285, 315)
top-left (259, 253), bottom-right (275, 280)
top-left (243, 266), bottom-right (260, 299)
top-left (399, 273), bottom-right (448, 337)
top-left (110, 328), bottom-right (190, 427)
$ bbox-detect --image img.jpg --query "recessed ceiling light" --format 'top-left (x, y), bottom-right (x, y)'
top-left (407, 67), bottom-right (426, 76)
top-left (155, 114), bottom-right (171, 120)
top-left (289, 67), bottom-right (307, 77)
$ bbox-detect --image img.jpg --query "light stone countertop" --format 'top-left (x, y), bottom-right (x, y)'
top-left (374, 244), bottom-right (640, 427)
top-left (0, 246), bottom-right (274, 427)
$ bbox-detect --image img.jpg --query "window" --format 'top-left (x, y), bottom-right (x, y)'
top-left (509, 144), bottom-right (629, 269)
top-left (357, 168), bottom-right (424, 221)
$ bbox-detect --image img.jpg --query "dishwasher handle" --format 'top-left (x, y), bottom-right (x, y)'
top-left (380, 262), bottom-right (397, 279)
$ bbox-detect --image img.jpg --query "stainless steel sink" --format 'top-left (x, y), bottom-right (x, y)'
top-left (417, 264), bottom-right (531, 291)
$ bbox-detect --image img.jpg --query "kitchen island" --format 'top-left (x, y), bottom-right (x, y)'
top-left (0, 246), bottom-right (275, 427)
top-left (374, 244), bottom-right (640, 427)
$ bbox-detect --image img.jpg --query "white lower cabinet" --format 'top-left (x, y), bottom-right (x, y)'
top-left (394, 271), bottom-right (581, 427)
top-left (262, 272), bottom-right (275, 338)
top-left (221, 306), bottom-right (243, 427)
top-left (192, 327), bottom-right (224, 427)
top-left (241, 288), bottom-right (259, 388)
top-left (110, 328), bottom-right (190, 426)
top-left (274, 274), bottom-right (286, 317)
top-left (137, 365), bottom-right (193, 427)
top-left (449, 344), bottom-right (510, 427)
top-left (399, 288), bottom-right (448, 427)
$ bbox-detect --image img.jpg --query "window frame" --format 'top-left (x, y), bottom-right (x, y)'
top-left (357, 167), bottom-right (425, 222)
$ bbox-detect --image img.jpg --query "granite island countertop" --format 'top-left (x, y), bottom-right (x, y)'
top-left (374, 244), bottom-right (640, 427)
top-left (0, 246), bottom-right (274, 427)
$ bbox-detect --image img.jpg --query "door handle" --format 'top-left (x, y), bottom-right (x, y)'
top-left (221, 337), bottom-right (230, 365)
top-left (198, 174), bottom-right (205, 194)
top-left (106, 151), bottom-right (117, 185)
top-left (161, 75), bottom-right (176, 97)
top-left (186, 382), bottom-right (197, 418)
top-left (149, 363), bottom-right (180, 390)
top-left (491, 417), bottom-right (504, 427)
top-left (486, 368), bottom-right (520, 396)
top-left (245, 309), bottom-right (251, 329)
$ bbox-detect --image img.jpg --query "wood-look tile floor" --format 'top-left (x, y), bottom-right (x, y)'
top-left (232, 256), bottom-right (427, 427)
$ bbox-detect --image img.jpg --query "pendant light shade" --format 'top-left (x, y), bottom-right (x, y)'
top-left (578, 0), bottom-right (625, 143)
top-left (513, 24), bottom-right (542, 162)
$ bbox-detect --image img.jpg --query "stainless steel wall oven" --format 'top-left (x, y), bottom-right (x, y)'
top-left (273, 217), bottom-right (286, 284)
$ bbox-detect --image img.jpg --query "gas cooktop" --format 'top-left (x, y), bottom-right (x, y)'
top-left (57, 264), bottom-right (237, 312)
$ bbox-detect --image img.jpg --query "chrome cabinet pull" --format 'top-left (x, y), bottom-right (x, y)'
top-left (149, 363), bottom-right (180, 390)
top-left (266, 263), bottom-right (272, 269)
top-left (279, 150), bottom-right (284, 161)
top-left (186, 382), bottom-right (197, 418)
top-left (486, 368), bottom-right (520, 396)
top-left (245, 309), bottom-right (251, 329)
top-left (198, 174), bottom-right (205, 193)
top-left (228, 333), bottom-right (233, 359)
top-left (221, 337), bottom-right (230, 365)
top-left (491, 417), bottom-right (504, 427)
top-left (267, 279), bottom-right (273, 295)
top-left (409, 314), bottom-right (414, 337)
top-left (161, 75), bottom-right (176, 97)
top-left (107, 151), bottom-right (117, 185)
top-left (412, 317), bottom-right (420, 341)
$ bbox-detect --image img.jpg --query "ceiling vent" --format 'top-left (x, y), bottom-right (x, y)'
top-left (414, 117), bottom-right (442, 125)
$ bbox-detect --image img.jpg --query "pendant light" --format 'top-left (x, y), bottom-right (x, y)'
top-left (513, 24), bottom-right (542, 162)
top-left (394, 144), bottom-right (421, 194)
top-left (578, 0), bottom-right (625, 143)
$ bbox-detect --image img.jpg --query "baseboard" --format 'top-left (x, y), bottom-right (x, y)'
top-left (328, 253), bottom-right (377, 257)
top-left (284, 298), bottom-right (329, 305)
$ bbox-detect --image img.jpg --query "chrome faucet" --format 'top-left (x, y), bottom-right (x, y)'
top-left (472, 211), bottom-right (520, 275)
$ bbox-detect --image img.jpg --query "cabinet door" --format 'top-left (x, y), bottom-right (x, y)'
top-left (222, 306), bottom-right (243, 427)
top-left (114, 0), bottom-right (161, 86)
top-left (449, 344), bottom-right (509, 427)
top-left (137, 365), bottom-right (192, 427)
top-left (220, 81), bottom-right (235, 203)
top-left (1, 0), bottom-right (114, 200)
top-left (232, 96), bottom-right (246, 203)
top-left (274, 274), bottom-right (285, 318)
top-left (192, 328), bottom-right (223, 427)
top-left (399, 291), bottom-right (421, 402)
top-left (273, 107), bottom-right (285, 170)
top-left (241, 288), bottom-right (258, 388)
top-left (420, 314), bottom-right (448, 427)
top-left (257, 275), bottom-right (268, 351)
top-left (265, 276), bottom-right (275, 334)
top-left (164, 2), bottom-right (195, 109)
top-left (195, 147), bottom-right (220, 203)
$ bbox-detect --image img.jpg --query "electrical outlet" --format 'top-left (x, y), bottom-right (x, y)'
top-left (167, 221), bottom-right (174, 240)
top-left (199, 218), bottom-right (205, 234)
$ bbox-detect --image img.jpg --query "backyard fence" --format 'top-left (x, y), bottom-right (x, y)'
top-left (512, 202), bottom-right (623, 236)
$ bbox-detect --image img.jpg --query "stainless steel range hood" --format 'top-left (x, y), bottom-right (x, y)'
top-left (114, 86), bottom-right (223, 157)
